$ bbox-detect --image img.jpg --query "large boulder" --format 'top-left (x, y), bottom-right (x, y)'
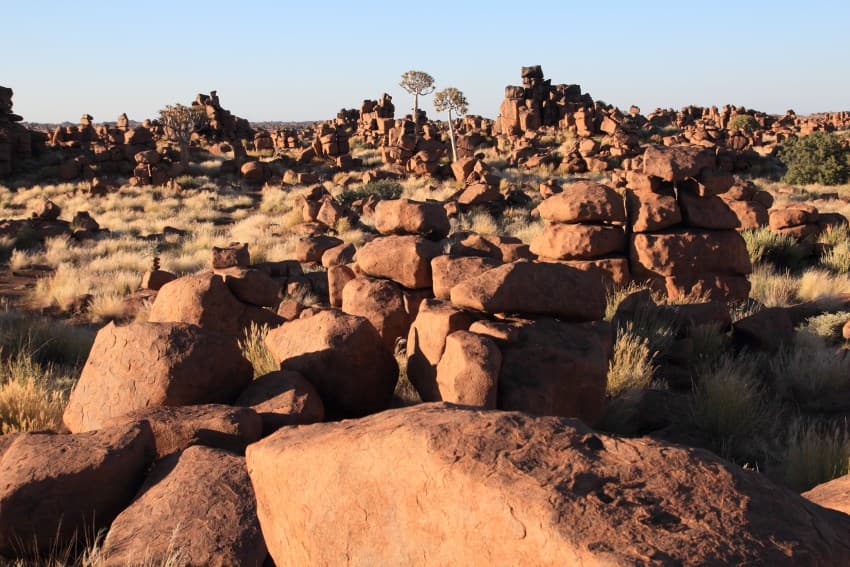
top-left (435, 331), bottom-right (500, 408)
top-left (530, 224), bottom-right (626, 260)
top-left (498, 318), bottom-right (612, 426)
top-left (535, 181), bottom-right (625, 224)
top-left (63, 322), bottom-right (253, 433)
top-left (804, 474), bottom-right (850, 516)
top-left (103, 404), bottom-right (262, 459)
top-left (430, 255), bottom-right (501, 300)
top-left (247, 403), bottom-right (850, 567)
top-left (235, 370), bottom-right (325, 434)
top-left (678, 192), bottom-right (740, 230)
top-left (101, 446), bottom-right (267, 567)
top-left (264, 310), bottom-right (398, 418)
top-left (148, 272), bottom-right (246, 336)
top-left (0, 422), bottom-right (155, 556)
top-left (341, 276), bottom-right (410, 350)
top-left (356, 235), bottom-right (442, 289)
top-left (374, 198), bottom-right (450, 239)
top-left (642, 144), bottom-right (716, 182)
top-left (450, 261), bottom-right (605, 321)
top-left (625, 187), bottom-right (682, 233)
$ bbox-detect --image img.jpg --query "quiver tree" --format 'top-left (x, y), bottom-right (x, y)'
top-left (158, 103), bottom-right (207, 170)
top-left (399, 70), bottom-right (435, 142)
top-left (434, 88), bottom-right (468, 163)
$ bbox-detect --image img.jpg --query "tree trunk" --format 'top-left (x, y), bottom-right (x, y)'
top-left (447, 109), bottom-right (458, 163)
top-left (179, 139), bottom-right (189, 171)
top-left (413, 93), bottom-right (419, 143)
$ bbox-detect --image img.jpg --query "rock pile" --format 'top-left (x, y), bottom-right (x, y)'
top-left (356, 93), bottom-right (395, 146)
top-left (0, 86), bottom-right (43, 178)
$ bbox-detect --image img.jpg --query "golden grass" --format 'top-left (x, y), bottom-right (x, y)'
top-left (607, 323), bottom-right (657, 397)
top-left (783, 419), bottom-right (850, 492)
top-left (239, 323), bottom-right (278, 378)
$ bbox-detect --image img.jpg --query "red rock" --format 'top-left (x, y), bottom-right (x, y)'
top-left (321, 242), bottom-right (356, 268)
top-left (625, 188), bottom-right (682, 233)
top-left (327, 264), bottom-right (355, 308)
top-left (770, 205), bottom-right (820, 230)
top-left (101, 446), bottom-right (267, 567)
top-left (140, 269), bottom-right (176, 291)
top-left (216, 267), bottom-right (282, 308)
top-left (558, 257), bottom-right (631, 287)
top-left (530, 224), bottom-right (626, 260)
top-left (374, 198), bottom-right (450, 239)
top-left (342, 276), bottom-right (410, 350)
top-left (450, 261), bottom-right (606, 320)
top-left (235, 370), bottom-right (324, 434)
top-left (63, 322), bottom-right (252, 433)
top-left (678, 192), bottom-right (741, 230)
top-left (264, 310), bottom-right (398, 417)
top-left (724, 199), bottom-right (769, 229)
top-left (0, 422), bottom-right (155, 556)
top-left (295, 234), bottom-right (343, 263)
top-left (804, 474), bottom-right (850, 516)
top-left (356, 235), bottom-right (442, 289)
top-left (431, 255), bottom-right (501, 300)
top-left (148, 272), bottom-right (247, 336)
top-left (733, 307), bottom-right (794, 352)
top-left (630, 230), bottom-right (752, 278)
top-left (642, 144), bottom-right (716, 182)
top-left (456, 182), bottom-right (502, 206)
top-left (448, 231), bottom-right (533, 262)
top-left (406, 299), bottom-right (476, 402)
top-left (435, 331), bottom-right (500, 408)
top-left (212, 243), bottom-right (250, 269)
top-left (535, 181), bottom-right (625, 224)
top-left (103, 404), bottom-right (262, 459)
top-left (248, 403), bottom-right (850, 566)
top-left (31, 198), bottom-right (60, 221)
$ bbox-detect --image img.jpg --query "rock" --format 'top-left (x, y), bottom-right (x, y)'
top-left (431, 255), bottom-right (501, 300)
top-left (321, 242), bottom-right (356, 268)
top-left (295, 234), bottom-right (344, 263)
top-left (0, 422), bottom-right (155, 557)
top-left (241, 160), bottom-right (270, 184)
top-left (141, 269), bottom-right (177, 291)
top-left (804, 474), bottom-right (850, 516)
top-left (642, 144), bottom-right (716, 182)
top-left (342, 276), bottom-right (410, 350)
top-left (733, 307), bottom-right (794, 352)
top-left (678, 192), bottom-right (740, 230)
top-left (770, 205), bottom-right (820, 230)
top-left (101, 446), bottom-right (267, 567)
top-left (63, 322), bottom-right (252, 433)
top-left (456, 182), bottom-right (502, 206)
top-left (356, 235), bottom-right (442, 289)
top-left (724, 199), bottom-right (769, 230)
top-left (450, 261), bottom-right (605, 321)
top-left (535, 181), bottom-right (625, 224)
top-left (264, 310), bottom-right (398, 418)
top-left (626, 187), bottom-right (682, 233)
top-left (498, 318), bottom-right (612, 426)
top-left (448, 231), bottom-right (533, 262)
top-left (406, 299), bottom-right (476, 401)
top-left (530, 224), bottom-right (626, 260)
top-left (435, 331), bottom-right (500, 408)
top-left (148, 272), bottom-right (247, 336)
top-left (103, 404), bottom-right (262, 459)
top-left (559, 257), bottom-right (631, 288)
top-left (235, 370), bottom-right (325, 434)
top-left (327, 264), bottom-right (356, 308)
top-left (212, 243), bottom-right (249, 269)
top-left (31, 198), bottom-right (60, 221)
top-left (374, 198), bottom-right (450, 239)
top-left (247, 403), bottom-right (850, 566)
top-left (216, 267), bottom-right (282, 308)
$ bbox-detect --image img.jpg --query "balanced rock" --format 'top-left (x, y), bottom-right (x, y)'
top-left (535, 181), bottom-right (625, 224)
top-left (356, 235), bottom-right (442, 289)
top-left (374, 198), bottom-right (450, 239)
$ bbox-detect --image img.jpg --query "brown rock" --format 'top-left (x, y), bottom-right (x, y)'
top-left (451, 261), bottom-right (605, 321)
top-left (630, 230), bottom-right (752, 278)
top-left (342, 276), bottom-right (410, 350)
top-left (327, 264), bottom-right (355, 308)
top-left (212, 243), bottom-right (250, 269)
top-left (101, 446), bottom-right (267, 567)
top-left (216, 267), bottom-right (282, 308)
top-left (356, 235), bottom-right (442, 289)
top-left (642, 144), bottom-right (716, 182)
top-left (678, 192), bottom-right (740, 230)
top-left (456, 182), bottom-right (502, 206)
top-left (431, 255), bottom-right (501, 300)
top-left (295, 234), bottom-right (344, 263)
top-left (559, 257), bottom-right (631, 288)
top-left (626, 188), bottom-right (682, 232)
top-left (148, 272), bottom-right (247, 336)
top-left (733, 307), bottom-right (794, 352)
top-left (530, 224), bottom-right (626, 260)
top-left (724, 199), bottom-right (769, 229)
top-left (770, 205), bottom-right (820, 230)
top-left (804, 474), bottom-right (850, 516)
top-left (448, 231), bottom-right (533, 262)
top-left (0, 422), bottom-right (155, 556)
top-left (535, 181), bottom-right (625, 224)
top-left (374, 198), bottom-right (450, 239)
top-left (264, 310), bottom-right (398, 418)
top-left (499, 318), bottom-right (612, 426)
top-left (435, 331), bottom-right (500, 408)
top-left (31, 198), bottom-right (60, 221)
top-left (140, 269), bottom-right (176, 291)
top-left (63, 322), bottom-right (252, 433)
top-left (235, 370), bottom-right (324, 434)
top-left (406, 299), bottom-right (476, 402)
top-left (103, 404), bottom-right (262, 459)
top-left (248, 403), bottom-right (850, 566)
top-left (321, 242), bottom-right (356, 268)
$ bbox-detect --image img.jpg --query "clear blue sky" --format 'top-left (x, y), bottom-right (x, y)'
top-left (5, 1), bottom-right (849, 123)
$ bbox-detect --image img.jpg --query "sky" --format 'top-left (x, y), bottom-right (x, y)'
top-left (4, 1), bottom-right (850, 123)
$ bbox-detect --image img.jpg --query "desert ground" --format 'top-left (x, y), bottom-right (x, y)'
top-left (1, 65), bottom-right (850, 565)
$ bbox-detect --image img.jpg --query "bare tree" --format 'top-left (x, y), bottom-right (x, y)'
top-left (433, 88), bottom-right (468, 163)
top-left (158, 103), bottom-right (207, 170)
top-left (399, 70), bottom-right (435, 142)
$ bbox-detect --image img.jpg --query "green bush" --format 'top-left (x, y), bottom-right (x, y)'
top-left (338, 180), bottom-right (403, 207)
top-left (728, 115), bottom-right (759, 133)
top-left (779, 131), bottom-right (850, 185)
top-left (742, 227), bottom-right (807, 270)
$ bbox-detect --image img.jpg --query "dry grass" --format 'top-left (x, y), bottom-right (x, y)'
top-left (770, 333), bottom-right (850, 401)
top-left (783, 419), bottom-right (850, 492)
top-left (239, 323), bottom-right (278, 378)
top-left (607, 323), bottom-right (657, 397)
top-left (748, 265), bottom-right (799, 307)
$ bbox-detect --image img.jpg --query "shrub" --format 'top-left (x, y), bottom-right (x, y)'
top-left (728, 114), bottom-right (759, 134)
top-left (607, 323), bottom-right (657, 397)
top-left (783, 419), bottom-right (850, 492)
top-left (821, 243), bottom-right (850, 274)
top-left (338, 180), bottom-right (403, 207)
top-left (778, 131), bottom-right (850, 185)
top-left (770, 334), bottom-right (850, 403)
top-left (742, 227), bottom-right (807, 269)
top-left (800, 311), bottom-right (850, 343)
top-left (748, 265), bottom-right (799, 307)
top-left (239, 323), bottom-right (277, 378)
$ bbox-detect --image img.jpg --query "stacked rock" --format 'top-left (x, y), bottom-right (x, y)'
top-left (530, 180), bottom-right (630, 287)
top-left (382, 120), bottom-right (445, 176)
top-left (769, 203), bottom-right (821, 240)
top-left (0, 86), bottom-right (42, 179)
top-left (628, 144), bottom-right (753, 302)
top-left (356, 93), bottom-right (395, 146)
